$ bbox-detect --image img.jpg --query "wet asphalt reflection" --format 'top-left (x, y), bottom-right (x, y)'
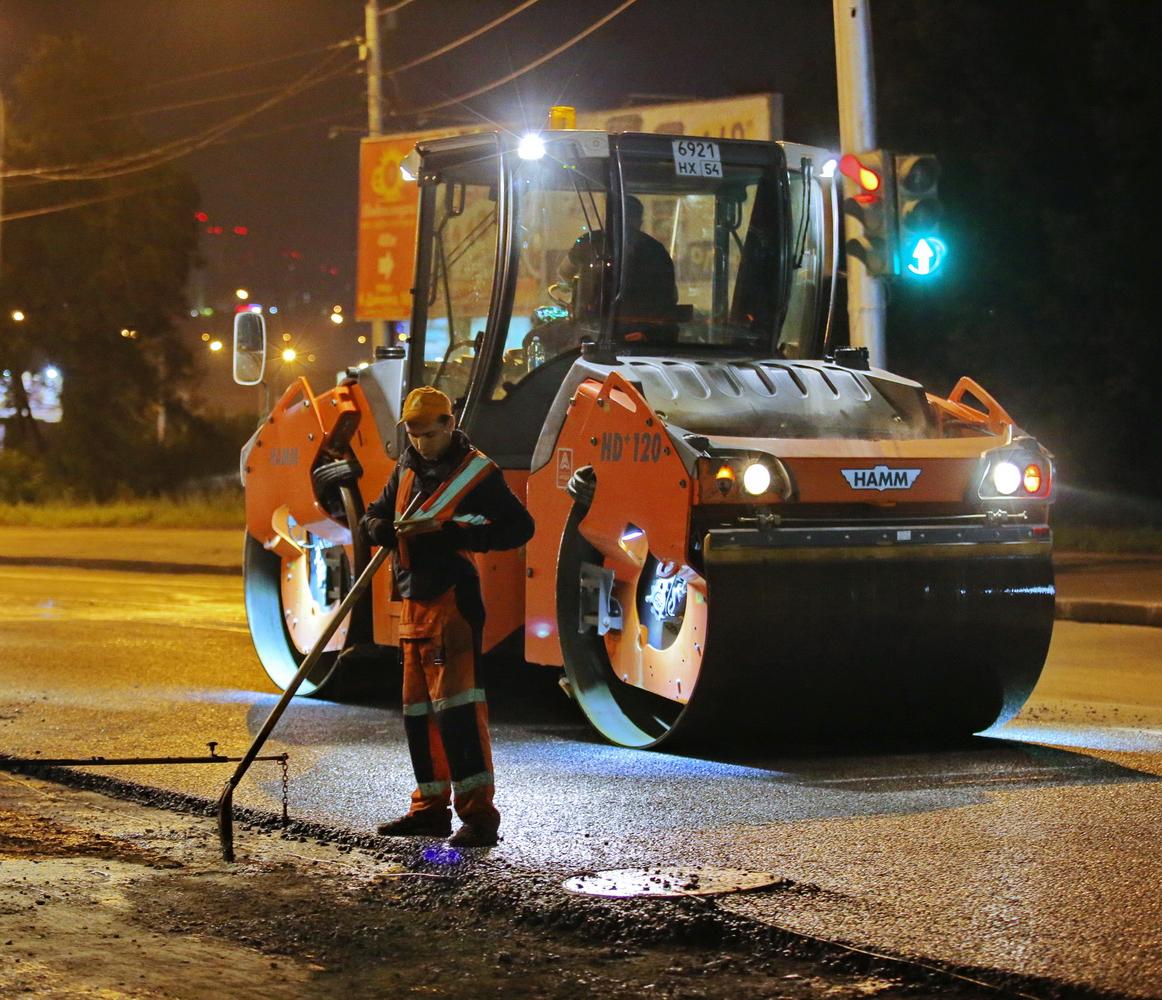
top-left (2, 566), bottom-right (1161, 997)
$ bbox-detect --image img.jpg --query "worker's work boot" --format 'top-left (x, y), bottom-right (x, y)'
top-left (448, 821), bottom-right (499, 848)
top-left (375, 809), bottom-right (452, 838)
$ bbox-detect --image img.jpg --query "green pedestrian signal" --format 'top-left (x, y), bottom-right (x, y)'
top-left (894, 154), bottom-right (943, 277)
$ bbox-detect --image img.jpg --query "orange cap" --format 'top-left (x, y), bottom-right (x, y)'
top-left (400, 386), bottom-right (453, 424)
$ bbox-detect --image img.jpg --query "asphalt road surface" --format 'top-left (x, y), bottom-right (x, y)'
top-left (1, 564), bottom-right (1160, 998)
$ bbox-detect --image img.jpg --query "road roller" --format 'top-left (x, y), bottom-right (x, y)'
top-left (234, 125), bottom-right (1055, 748)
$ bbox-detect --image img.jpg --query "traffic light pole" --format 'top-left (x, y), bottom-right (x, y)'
top-left (833, 0), bottom-right (886, 367)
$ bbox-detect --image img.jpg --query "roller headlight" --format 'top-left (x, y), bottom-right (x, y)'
top-left (992, 461), bottom-right (1022, 496)
top-left (976, 443), bottom-right (1053, 501)
top-left (742, 462), bottom-right (772, 496)
top-left (696, 453), bottom-right (793, 502)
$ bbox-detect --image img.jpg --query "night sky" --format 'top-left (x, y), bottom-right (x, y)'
top-left (0, 0), bottom-right (837, 302)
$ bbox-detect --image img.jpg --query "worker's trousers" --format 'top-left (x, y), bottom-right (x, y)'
top-left (399, 587), bottom-right (499, 830)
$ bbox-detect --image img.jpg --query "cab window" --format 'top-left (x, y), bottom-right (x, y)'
top-left (413, 156), bottom-right (499, 405)
top-left (492, 155), bottom-right (608, 399)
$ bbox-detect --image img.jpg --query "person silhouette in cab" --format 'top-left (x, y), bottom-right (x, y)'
top-left (558, 195), bottom-right (678, 340)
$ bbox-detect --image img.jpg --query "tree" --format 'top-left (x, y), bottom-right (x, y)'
top-left (1, 35), bottom-right (200, 498)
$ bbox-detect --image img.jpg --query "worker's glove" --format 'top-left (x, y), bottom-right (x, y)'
top-left (361, 516), bottom-right (394, 547)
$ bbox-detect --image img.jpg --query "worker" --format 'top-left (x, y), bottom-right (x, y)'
top-left (361, 386), bottom-right (535, 847)
top-left (558, 194), bottom-right (678, 336)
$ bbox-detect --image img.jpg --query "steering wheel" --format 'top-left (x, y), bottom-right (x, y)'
top-left (547, 280), bottom-right (573, 306)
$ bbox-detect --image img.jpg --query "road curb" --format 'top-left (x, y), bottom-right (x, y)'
top-left (0, 555), bottom-right (241, 576)
top-left (1054, 599), bottom-right (1162, 629)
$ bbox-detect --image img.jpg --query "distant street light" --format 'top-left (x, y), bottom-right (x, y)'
top-left (329, 313), bottom-right (344, 325)
top-left (235, 288), bottom-right (250, 301)
top-left (281, 347), bottom-right (297, 363)
top-left (11, 310), bottom-right (25, 322)
top-left (209, 340), bottom-right (224, 352)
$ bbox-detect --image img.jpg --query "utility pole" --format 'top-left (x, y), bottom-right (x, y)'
top-left (833, 0), bottom-right (886, 367)
top-left (364, 0), bottom-right (388, 354)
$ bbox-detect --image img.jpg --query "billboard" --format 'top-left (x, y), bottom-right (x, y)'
top-left (576, 93), bottom-right (780, 142)
top-left (355, 135), bottom-right (423, 323)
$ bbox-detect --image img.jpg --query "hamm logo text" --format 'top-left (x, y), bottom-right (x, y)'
top-left (840, 465), bottom-right (922, 491)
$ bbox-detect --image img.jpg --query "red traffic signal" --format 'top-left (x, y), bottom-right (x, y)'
top-left (840, 150), bottom-right (896, 276)
top-left (838, 154), bottom-right (882, 203)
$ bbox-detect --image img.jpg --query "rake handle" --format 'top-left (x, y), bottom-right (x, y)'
top-left (217, 543), bottom-right (391, 861)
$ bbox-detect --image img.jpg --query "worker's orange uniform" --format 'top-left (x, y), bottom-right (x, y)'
top-left (363, 430), bottom-right (534, 835)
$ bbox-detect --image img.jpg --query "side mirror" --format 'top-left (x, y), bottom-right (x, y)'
top-left (233, 311), bottom-right (266, 386)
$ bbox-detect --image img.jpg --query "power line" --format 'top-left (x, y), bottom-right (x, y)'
top-left (1, 108), bottom-right (368, 222)
top-left (31, 59), bottom-right (355, 181)
top-left (88, 83), bottom-right (301, 125)
top-left (73, 36), bottom-right (360, 109)
top-left (2, 0), bottom-right (637, 196)
top-left (214, 108), bottom-right (366, 146)
top-left (1, 50), bottom-right (357, 183)
top-left (387, 0), bottom-right (541, 77)
top-left (392, 0), bottom-right (639, 117)
top-left (138, 37), bottom-right (360, 94)
top-left (381, 0), bottom-right (421, 16)
top-left (0, 181), bottom-right (178, 223)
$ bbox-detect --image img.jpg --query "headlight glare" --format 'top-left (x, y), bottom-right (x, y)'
top-left (518, 134), bottom-right (546, 160)
top-left (991, 461), bottom-right (1021, 496)
top-left (742, 462), bottom-right (772, 496)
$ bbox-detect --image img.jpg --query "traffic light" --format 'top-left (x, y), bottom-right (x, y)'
top-left (838, 150), bottom-right (896, 276)
top-left (894, 154), bottom-right (944, 277)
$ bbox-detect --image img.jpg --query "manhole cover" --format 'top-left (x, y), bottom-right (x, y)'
top-left (563, 867), bottom-right (780, 899)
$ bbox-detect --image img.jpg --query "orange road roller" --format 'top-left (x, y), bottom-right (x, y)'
top-left (235, 128), bottom-right (1054, 747)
